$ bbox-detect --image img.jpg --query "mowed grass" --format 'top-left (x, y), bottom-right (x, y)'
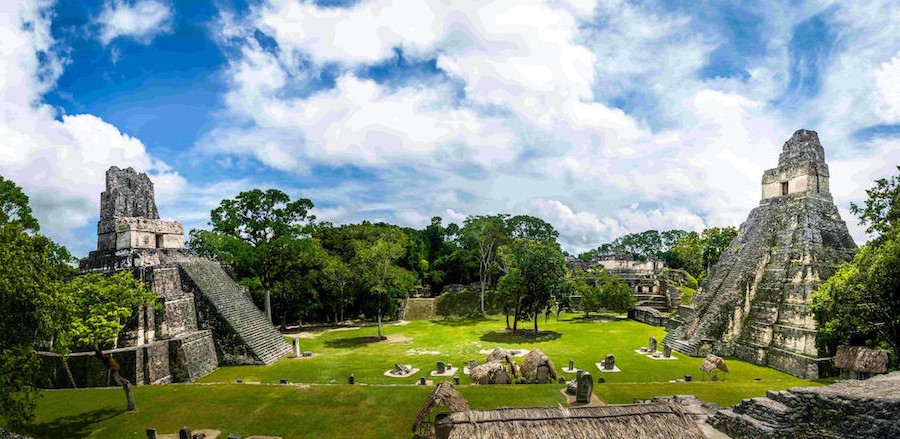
top-left (9, 314), bottom-right (827, 438)
top-left (199, 314), bottom-right (812, 386)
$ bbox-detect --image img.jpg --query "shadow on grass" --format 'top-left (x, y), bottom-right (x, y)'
top-left (25, 407), bottom-right (120, 438)
top-left (324, 336), bottom-right (387, 349)
top-left (480, 330), bottom-right (562, 343)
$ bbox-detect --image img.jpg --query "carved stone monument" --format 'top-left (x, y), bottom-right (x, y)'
top-left (576, 371), bottom-right (593, 404)
top-left (603, 354), bottom-right (615, 371)
top-left (665, 130), bottom-right (856, 379)
top-left (649, 337), bottom-right (658, 353)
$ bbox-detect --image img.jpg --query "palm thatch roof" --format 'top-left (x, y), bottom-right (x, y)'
top-left (434, 402), bottom-right (705, 439)
top-left (834, 345), bottom-right (889, 373)
top-left (486, 347), bottom-right (512, 363)
top-left (700, 354), bottom-right (728, 373)
top-left (413, 381), bottom-right (470, 434)
top-left (519, 349), bottom-right (558, 383)
top-left (470, 361), bottom-right (516, 384)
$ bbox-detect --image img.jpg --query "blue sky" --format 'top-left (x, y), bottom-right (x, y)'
top-left (2, 0), bottom-right (899, 257)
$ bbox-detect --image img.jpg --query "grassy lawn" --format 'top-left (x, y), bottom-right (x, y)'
top-left (200, 314), bottom-right (811, 386)
top-left (8, 314), bottom-right (827, 438)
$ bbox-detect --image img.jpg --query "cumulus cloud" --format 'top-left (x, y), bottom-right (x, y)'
top-left (192, 0), bottom-right (900, 253)
top-left (0, 2), bottom-right (183, 254)
top-left (97, 0), bottom-right (173, 45)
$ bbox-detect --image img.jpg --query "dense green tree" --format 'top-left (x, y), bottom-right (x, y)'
top-left (496, 239), bottom-right (568, 334)
top-left (850, 165), bottom-right (900, 238)
top-left (460, 215), bottom-right (509, 313)
top-left (0, 177), bottom-right (75, 428)
top-left (52, 272), bottom-right (156, 413)
top-left (320, 254), bottom-right (353, 323)
top-left (0, 175), bottom-right (39, 232)
top-left (811, 168), bottom-right (900, 365)
top-left (507, 215), bottom-right (559, 242)
top-left (599, 276), bottom-right (636, 314)
top-left (189, 189), bottom-right (316, 321)
top-left (353, 231), bottom-right (414, 338)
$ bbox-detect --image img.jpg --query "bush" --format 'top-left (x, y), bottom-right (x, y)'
top-left (678, 286), bottom-right (696, 306)
top-left (435, 289), bottom-right (502, 317)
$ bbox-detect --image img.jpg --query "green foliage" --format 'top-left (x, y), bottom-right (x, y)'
top-left (0, 176), bottom-right (39, 232)
top-left (812, 168), bottom-right (900, 365)
top-left (810, 227), bottom-right (900, 363)
top-left (599, 276), bottom-right (636, 314)
top-left (678, 286), bottom-right (697, 306)
top-left (496, 238), bottom-right (568, 333)
top-left (0, 180), bottom-right (76, 428)
top-left (435, 289), bottom-right (502, 317)
top-left (850, 165), bottom-right (900, 237)
top-left (53, 272), bottom-right (157, 352)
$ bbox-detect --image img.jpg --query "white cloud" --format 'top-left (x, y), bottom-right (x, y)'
top-left (0, 2), bottom-right (182, 255)
top-left (874, 54), bottom-right (900, 123)
top-left (97, 0), bottom-right (173, 45)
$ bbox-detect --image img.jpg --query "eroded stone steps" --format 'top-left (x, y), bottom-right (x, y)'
top-left (179, 261), bottom-right (291, 365)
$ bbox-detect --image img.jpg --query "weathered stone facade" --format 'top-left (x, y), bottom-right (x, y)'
top-left (567, 253), bottom-right (688, 312)
top-left (41, 167), bottom-right (289, 388)
top-left (710, 371), bottom-right (900, 438)
top-left (664, 130), bottom-right (856, 378)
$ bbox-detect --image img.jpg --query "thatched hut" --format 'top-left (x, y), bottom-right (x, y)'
top-left (519, 349), bottom-right (558, 383)
top-left (434, 402), bottom-right (705, 439)
top-left (413, 381), bottom-right (470, 438)
top-left (470, 361), bottom-right (515, 384)
top-left (835, 345), bottom-right (889, 378)
top-left (700, 354), bottom-right (728, 376)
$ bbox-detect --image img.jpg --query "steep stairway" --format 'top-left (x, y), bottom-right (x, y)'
top-left (179, 260), bottom-right (291, 365)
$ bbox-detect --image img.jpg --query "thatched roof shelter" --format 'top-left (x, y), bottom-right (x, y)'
top-left (835, 345), bottom-right (889, 374)
top-left (700, 354), bottom-right (728, 373)
top-left (486, 347), bottom-right (512, 363)
top-left (519, 349), bottom-right (558, 383)
top-left (434, 402), bottom-right (705, 439)
top-left (470, 361), bottom-right (517, 384)
top-left (413, 381), bottom-right (470, 435)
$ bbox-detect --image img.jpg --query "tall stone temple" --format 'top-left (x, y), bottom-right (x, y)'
top-left (42, 167), bottom-right (290, 388)
top-left (664, 129), bottom-right (857, 379)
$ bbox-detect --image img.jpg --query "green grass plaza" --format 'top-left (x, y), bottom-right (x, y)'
top-left (16, 315), bottom-right (824, 438)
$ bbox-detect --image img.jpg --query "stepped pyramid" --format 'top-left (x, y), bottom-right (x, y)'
top-left (58, 167), bottom-right (290, 388)
top-left (664, 130), bottom-right (856, 378)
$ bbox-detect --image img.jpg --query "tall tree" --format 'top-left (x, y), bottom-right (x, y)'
top-left (0, 177), bottom-right (75, 428)
top-left (353, 232), bottom-right (412, 338)
top-left (460, 215), bottom-right (508, 314)
top-left (191, 189), bottom-right (316, 321)
top-left (0, 175), bottom-right (39, 232)
top-left (53, 272), bottom-right (156, 413)
top-left (320, 254), bottom-right (353, 323)
top-left (811, 168), bottom-right (900, 364)
top-left (497, 239), bottom-right (568, 334)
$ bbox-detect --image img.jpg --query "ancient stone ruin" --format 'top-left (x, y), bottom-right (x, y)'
top-left (665, 130), bottom-right (857, 378)
top-left (40, 167), bottom-right (290, 387)
top-left (710, 371), bottom-right (900, 438)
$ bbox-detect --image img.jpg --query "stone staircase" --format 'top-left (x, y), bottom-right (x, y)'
top-left (711, 395), bottom-right (795, 438)
top-left (634, 293), bottom-right (669, 311)
top-left (661, 333), bottom-right (701, 356)
top-left (179, 261), bottom-right (291, 365)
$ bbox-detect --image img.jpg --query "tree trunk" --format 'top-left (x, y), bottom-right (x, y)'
top-left (377, 312), bottom-right (383, 339)
top-left (512, 303), bottom-right (521, 335)
top-left (505, 307), bottom-right (510, 330)
top-left (112, 370), bottom-right (137, 413)
top-left (264, 290), bottom-right (272, 322)
top-left (534, 313), bottom-right (539, 335)
top-left (480, 279), bottom-right (486, 314)
top-left (62, 356), bottom-right (77, 389)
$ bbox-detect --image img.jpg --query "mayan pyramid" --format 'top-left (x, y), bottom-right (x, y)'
top-left (664, 129), bottom-right (857, 378)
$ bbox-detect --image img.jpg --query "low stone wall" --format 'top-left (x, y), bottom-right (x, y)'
top-left (628, 306), bottom-right (670, 327)
top-left (711, 371), bottom-right (900, 438)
